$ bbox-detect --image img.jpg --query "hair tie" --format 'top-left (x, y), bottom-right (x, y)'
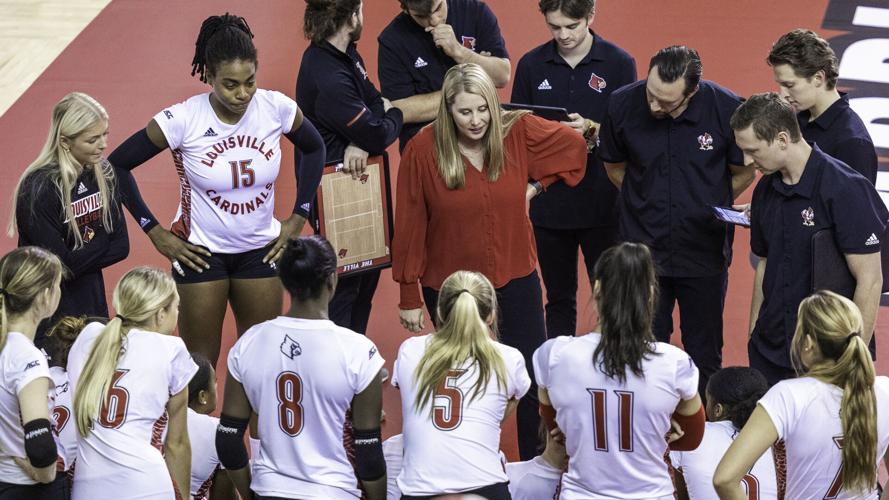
top-left (457, 289), bottom-right (472, 295)
top-left (116, 315), bottom-right (130, 323)
top-left (846, 332), bottom-right (860, 344)
top-left (0, 287), bottom-right (5, 296)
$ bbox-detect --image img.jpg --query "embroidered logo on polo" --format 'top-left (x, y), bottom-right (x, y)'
top-left (77, 182), bottom-right (88, 195)
top-left (461, 36), bottom-right (477, 51)
top-left (697, 133), bottom-right (714, 151)
top-left (280, 334), bottom-right (302, 359)
top-left (588, 72), bottom-right (606, 93)
top-left (801, 206), bottom-right (815, 227)
top-left (414, 57), bottom-right (428, 68)
top-left (355, 60), bottom-right (369, 80)
top-left (82, 226), bottom-right (95, 243)
top-left (203, 127), bottom-right (218, 137)
top-left (537, 79), bottom-right (552, 90)
top-left (866, 233), bottom-right (880, 246)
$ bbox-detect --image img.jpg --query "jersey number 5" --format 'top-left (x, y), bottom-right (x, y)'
top-left (433, 369), bottom-right (467, 431)
top-left (587, 388), bottom-right (635, 452)
top-left (230, 159), bottom-right (255, 189)
top-left (99, 369), bottom-right (130, 429)
top-left (277, 372), bottom-right (304, 437)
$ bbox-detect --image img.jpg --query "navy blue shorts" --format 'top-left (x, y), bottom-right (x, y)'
top-left (172, 246), bottom-right (278, 285)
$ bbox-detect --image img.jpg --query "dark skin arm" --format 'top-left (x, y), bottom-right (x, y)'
top-left (351, 370), bottom-right (385, 500)
top-left (143, 119), bottom-right (212, 273)
top-left (219, 373), bottom-right (254, 500)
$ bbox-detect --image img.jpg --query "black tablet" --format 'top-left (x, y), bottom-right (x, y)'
top-left (712, 206), bottom-right (750, 227)
top-left (501, 103), bottom-right (571, 122)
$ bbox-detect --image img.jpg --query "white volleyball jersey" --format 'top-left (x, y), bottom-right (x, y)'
top-left (227, 316), bottom-right (384, 499)
top-left (669, 420), bottom-right (776, 500)
top-left (67, 322), bottom-right (198, 500)
top-left (758, 376), bottom-right (889, 500)
top-left (505, 456), bottom-right (562, 500)
top-left (383, 434), bottom-right (404, 500)
top-left (50, 366), bottom-right (77, 471)
top-left (0, 332), bottom-right (53, 485)
top-left (533, 334), bottom-right (698, 500)
top-left (392, 335), bottom-right (531, 496)
top-left (153, 89), bottom-right (298, 253)
top-left (187, 409), bottom-right (221, 499)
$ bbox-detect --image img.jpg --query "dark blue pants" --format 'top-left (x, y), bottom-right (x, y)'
top-left (328, 269), bottom-right (381, 335)
top-left (533, 225), bottom-right (617, 336)
top-left (0, 474), bottom-right (69, 500)
top-left (652, 272), bottom-right (727, 398)
top-left (423, 271), bottom-right (547, 461)
top-left (402, 481), bottom-right (511, 499)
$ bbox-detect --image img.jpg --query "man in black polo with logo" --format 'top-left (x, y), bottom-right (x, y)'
top-left (296, 0), bottom-right (403, 337)
top-left (378, 0), bottom-right (510, 150)
top-left (511, 0), bottom-right (635, 337)
top-left (733, 93), bottom-right (886, 385)
top-left (598, 46), bottom-right (755, 395)
top-left (768, 29), bottom-right (877, 184)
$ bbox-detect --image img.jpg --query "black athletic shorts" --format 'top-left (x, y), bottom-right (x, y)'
top-left (173, 246), bottom-right (278, 285)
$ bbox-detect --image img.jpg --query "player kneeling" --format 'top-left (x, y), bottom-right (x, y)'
top-left (393, 270), bottom-right (531, 499)
top-left (533, 242), bottom-right (705, 499)
top-left (216, 236), bottom-right (386, 500)
top-left (670, 367), bottom-right (775, 499)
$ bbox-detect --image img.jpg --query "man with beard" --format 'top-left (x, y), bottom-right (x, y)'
top-left (296, 0), bottom-right (404, 338)
top-left (378, 0), bottom-right (510, 151)
top-left (598, 46), bottom-right (755, 396)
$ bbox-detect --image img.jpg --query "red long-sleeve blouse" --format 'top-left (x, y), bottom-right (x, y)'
top-left (392, 113), bottom-right (587, 309)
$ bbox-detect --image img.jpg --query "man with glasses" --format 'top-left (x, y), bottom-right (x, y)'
top-left (598, 45), bottom-right (755, 396)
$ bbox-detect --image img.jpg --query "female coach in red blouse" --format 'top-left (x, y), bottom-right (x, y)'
top-left (392, 62), bottom-right (587, 460)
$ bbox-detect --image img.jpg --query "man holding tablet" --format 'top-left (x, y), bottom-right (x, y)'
top-left (511, 0), bottom-right (636, 337)
top-left (732, 93), bottom-right (886, 385)
top-left (599, 46), bottom-right (754, 395)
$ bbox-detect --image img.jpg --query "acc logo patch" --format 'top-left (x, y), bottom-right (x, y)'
top-left (461, 36), bottom-right (477, 51)
top-left (588, 72), bottom-right (606, 93)
top-left (280, 334), bottom-right (302, 359)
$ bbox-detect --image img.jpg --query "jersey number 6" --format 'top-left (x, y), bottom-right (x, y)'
top-left (99, 369), bottom-right (130, 429)
top-left (587, 388), bottom-right (635, 452)
top-left (433, 369), bottom-right (467, 431)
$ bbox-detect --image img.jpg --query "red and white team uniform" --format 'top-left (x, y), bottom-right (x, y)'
top-left (533, 334), bottom-right (699, 499)
top-left (0, 332), bottom-right (54, 485)
top-left (758, 376), bottom-right (889, 500)
top-left (669, 420), bottom-right (776, 499)
top-left (227, 317), bottom-right (384, 499)
top-left (153, 89), bottom-right (298, 253)
top-left (187, 409), bottom-right (221, 499)
top-left (50, 366), bottom-right (76, 471)
top-left (66, 322), bottom-right (197, 499)
top-left (505, 456), bottom-right (562, 500)
top-left (382, 433), bottom-right (403, 500)
top-left (392, 335), bottom-right (531, 496)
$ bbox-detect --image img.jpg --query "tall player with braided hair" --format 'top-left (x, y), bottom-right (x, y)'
top-left (714, 291), bottom-right (889, 500)
top-left (670, 367), bottom-right (776, 500)
top-left (66, 268), bottom-right (198, 500)
top-left (392, 270), bottom-right (530, 499)
top-left (0, 247), bottom-right (63, 498)
top-left (108, 13), bottom-right (326, 365)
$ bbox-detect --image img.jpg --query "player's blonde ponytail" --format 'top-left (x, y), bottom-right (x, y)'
top-left (8, 93), bottom-right (116, 248)
top-left (74, 267), bottom-right (177, 437)
top-left (791, 290), bottom-right (878, 494)
top-left (0, 247), bottom-right (63, 353)
top-left (413, 270), bottom-right (507, 414)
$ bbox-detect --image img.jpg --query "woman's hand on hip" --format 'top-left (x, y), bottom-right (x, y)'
top-left (264, 214), bottom-right (307, 264)
top-left (147, 226), bottom-right (211, 275)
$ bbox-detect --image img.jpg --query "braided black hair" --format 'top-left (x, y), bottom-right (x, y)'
top-left (191, 13), bottom-right (257, 83)
top-left (706, 366), bottom-right (768, 430)
top-left (279, 236), bottom-right (338, 301)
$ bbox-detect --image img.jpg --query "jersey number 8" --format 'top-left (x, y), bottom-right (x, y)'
top-left (277, 372), bottom-right (304, 437)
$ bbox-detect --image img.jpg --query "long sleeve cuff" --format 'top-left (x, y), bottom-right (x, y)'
top-left (399, 281), bottom-right (424, 310)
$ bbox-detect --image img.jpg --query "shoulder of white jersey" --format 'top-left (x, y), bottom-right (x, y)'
top-left (49, 366), bottom-right (68, 385)
top-left (396, 333), bottom-right (431, 358)
top-left (873, 375), bottom-right (889, 394)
